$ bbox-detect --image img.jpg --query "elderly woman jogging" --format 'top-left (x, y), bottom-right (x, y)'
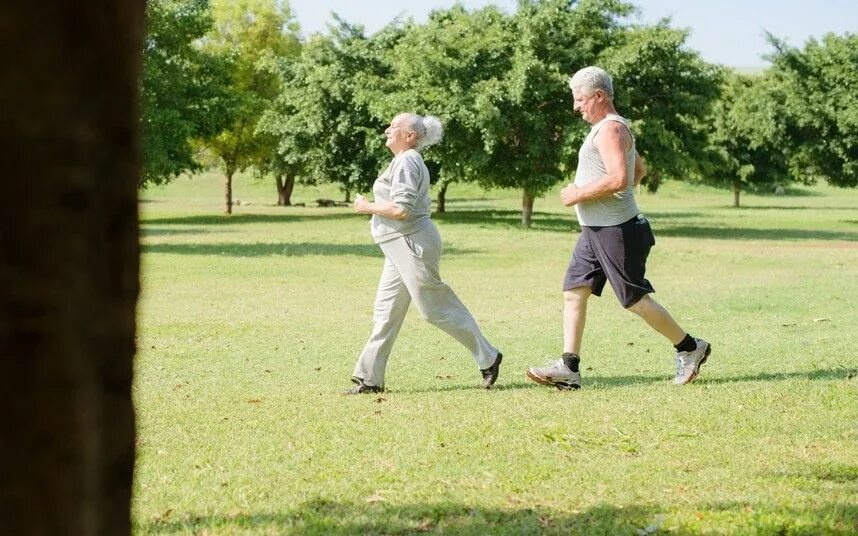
top-left (347, 113), bottom-right (502, 394)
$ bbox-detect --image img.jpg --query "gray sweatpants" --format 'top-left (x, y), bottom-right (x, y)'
top-left (353, 222), bottom-right (498, 388)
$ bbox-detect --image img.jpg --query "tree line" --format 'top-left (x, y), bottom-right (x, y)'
top-left (142, 0), bottom-right (858, 223)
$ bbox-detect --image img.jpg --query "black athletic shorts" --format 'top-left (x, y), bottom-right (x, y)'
top-left (563, 214), bottom-right (656, 308)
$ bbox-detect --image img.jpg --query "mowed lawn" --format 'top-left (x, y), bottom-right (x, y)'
top-left (134, 172), bottom-right (858, 535)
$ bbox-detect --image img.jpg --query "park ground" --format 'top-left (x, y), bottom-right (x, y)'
top-left (133, 172), bottom-right (857, 535)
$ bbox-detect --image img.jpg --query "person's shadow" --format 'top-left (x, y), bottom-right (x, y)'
top-left (392, 368), bottom-right (853, 394)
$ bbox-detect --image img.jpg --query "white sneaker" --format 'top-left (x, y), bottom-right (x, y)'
top-left (674, 339), bottom-right (711, 385)
top-left (526, 360), bottom-right (581, 390)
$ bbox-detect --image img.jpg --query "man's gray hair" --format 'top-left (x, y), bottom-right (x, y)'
top-left (568, 66), bottom-right (614, 100)
top-left (402, 113), bottom-right (444, 150)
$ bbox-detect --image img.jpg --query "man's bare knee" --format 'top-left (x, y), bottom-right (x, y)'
top-left (564, 287), bottom-right (591, 303)
top-left (626, 294), bottom-right (651, 315)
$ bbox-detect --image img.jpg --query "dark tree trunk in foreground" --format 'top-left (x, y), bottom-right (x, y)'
top-left (522, 189), bottom-right (535, 227)
top-left (276, 174), bottom-right (295, 206)
top-left (436, 180), bottom-right (449, 214)
top-left (732, 180), bottom-right (741, 208)
top-left (0, 2), bottom-right (143, 535)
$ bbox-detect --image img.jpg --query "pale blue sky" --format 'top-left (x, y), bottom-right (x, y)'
top-left (287, 0), bottom-right (858, 68)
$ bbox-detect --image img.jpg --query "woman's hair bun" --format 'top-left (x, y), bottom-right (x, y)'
top-left (417, 115), bottom-right (443, 149)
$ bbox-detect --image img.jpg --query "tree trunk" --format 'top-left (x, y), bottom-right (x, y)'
top-left (733, 180), bottom-right (741, 208)
top-left (644, 171), bottom-right (662, 193)
top-left (522, 189), bottom-right (535, 228)
top-left (0, 2), bottom-right (143, 535)
top-left (276, 174), bottom-right (295, 206)
top-left (225, 170), bottom-right (234, 214)
top-left (344, 188), bottom-right (351, 203)
top-left (436, 180), bottom-right (450, 214)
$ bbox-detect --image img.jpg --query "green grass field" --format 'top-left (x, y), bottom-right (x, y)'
top-left (134, 172), bottom-right (858, 535)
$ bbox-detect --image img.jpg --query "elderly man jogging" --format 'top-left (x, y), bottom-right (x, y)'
top-left (525, 66), bottom-right (711, 390)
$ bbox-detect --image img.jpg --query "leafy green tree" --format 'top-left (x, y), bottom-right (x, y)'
top-left (705, 70), bottom-right (789, 207)
top-left (473, 0), bottom-right (634, 226)
top-left (141, 0), bottom-right (230, 186)
top-left (769, 32), bottom-right (858, 188)
top-left (599, 23), bottom-right (722, 193)
top-left (260, 0), bottom-right (723, 223)
top-left (255, 54), bottom-right (314, 206)
top-left (203, 0), bottom-right (301, 213)
top-left (365, 6), bottom-right (511, 213)
top-left (264, 18), bottom-right (391, 203)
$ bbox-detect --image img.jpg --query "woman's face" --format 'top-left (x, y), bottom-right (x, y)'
top-left (384, 114), bottom-right (416, 153)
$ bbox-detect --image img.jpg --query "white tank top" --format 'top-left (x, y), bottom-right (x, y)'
top-left (573, 114), bottom-right (640, 226)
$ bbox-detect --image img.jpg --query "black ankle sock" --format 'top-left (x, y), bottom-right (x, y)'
top-left (562, 352), bottom-right (580, 372)
top-left (674, 334), bottom-right (697, 353)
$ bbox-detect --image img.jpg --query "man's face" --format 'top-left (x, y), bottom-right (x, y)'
top-left (572, 88), bottom-right (601, 124)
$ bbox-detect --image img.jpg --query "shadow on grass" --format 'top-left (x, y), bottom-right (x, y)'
top-left (141, 242), bottom-right (479, 258)
top-left (434, 210), bottom-right (699, 232)
top-left (143, 210), bottom-right (693, 230)
top-left (393, 380), bottom-right (541, 395)
top-left (778, 463), bottom-right (858, 486)
top-left (143, 212), bottom-right (358, 226)
top-left (436, 210), bottom-right (858, 242)
top-left (391, 369), bottom-right (854, 394)
top-left (142, 210), bottom-right (857, 242)
top-left (582, 368), bottom-right (854, 389)
top-left (434, 209), bottom-right (577, 233)
top-left (737, 204), bottom-right (856, 210)
top-left (140, 499), bottom-right (857, 535)
top-left (140, 227), bottom-right (216, 237)
top-left (656, 225), bottom-right (857, 242)
top-left (354, 369), bottom-right (855, 395)
top-left (442, 196), bottom-right (502, 203)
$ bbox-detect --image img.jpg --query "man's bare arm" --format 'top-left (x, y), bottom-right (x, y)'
top-left (634, 151), bottom-right (646, 187)
top-left (561, 122), bottom-right (632, 206)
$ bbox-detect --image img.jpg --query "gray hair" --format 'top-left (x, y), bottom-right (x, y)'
top-left (401, 113), bottom-right (444, 150)
top-left (568, 66), bottom-right (614, 100)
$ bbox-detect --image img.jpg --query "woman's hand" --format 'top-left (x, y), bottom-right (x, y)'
top-left (354, 194), bottom-right (371, 214)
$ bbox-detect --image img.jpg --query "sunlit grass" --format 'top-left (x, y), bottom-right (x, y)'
top-left (133, 173), bottom-right (858, 534)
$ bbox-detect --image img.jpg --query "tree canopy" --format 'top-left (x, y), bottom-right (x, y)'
top-left (141, 0), bottom-right (230, 186)
top-left (260, 17), bottom-right (393, 203)
top-left (202, 0), bottom-right (301, 213)
top-left (769, 32), bottom-right (858, 188)
top-left (705, 70), bottom-right (790, 206)
top-left (472, 0), bottom-right (633, 225)
top-left (139, 1), bottom-right (856, 215)
top-left (600, 22), bottom-right (722, 193)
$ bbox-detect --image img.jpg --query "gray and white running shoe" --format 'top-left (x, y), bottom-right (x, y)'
top-left (526, 360), bottom-right (581, 390)
top-left (674, 338), bottom-right (711, 385)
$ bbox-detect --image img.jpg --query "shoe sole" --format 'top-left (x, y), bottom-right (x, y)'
top-left (526, 368), bottom-right (580, 390)
top-left (681, 343), bottom-right (712, 385)
top-left (344, 378), bottom-right (385, 395)
top-left (482, 354), bottom-right (503, 389)
top-left (342, 387), bottom-right (384, 395)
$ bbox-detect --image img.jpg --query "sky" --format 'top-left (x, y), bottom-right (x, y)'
top-left (287, 0), bottom-right (858, 68)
